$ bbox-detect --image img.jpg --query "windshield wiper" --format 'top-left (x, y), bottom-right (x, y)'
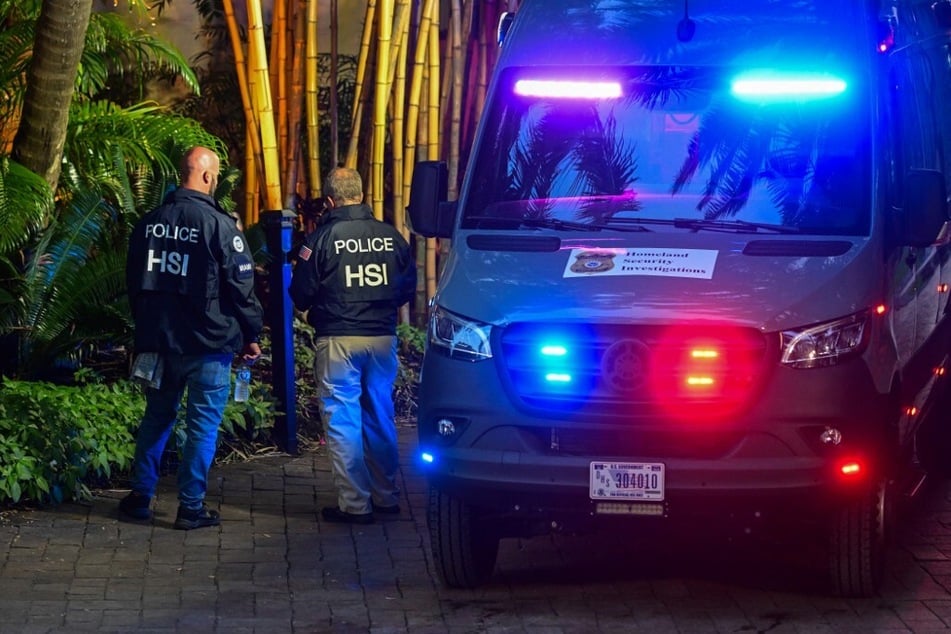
top-left (672, 218), bottom-right (801, 234)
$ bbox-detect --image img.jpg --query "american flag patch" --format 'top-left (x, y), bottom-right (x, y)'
top-left (299, 245), bottom-right (313, 261)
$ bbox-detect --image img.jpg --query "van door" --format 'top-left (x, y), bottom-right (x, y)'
top-left (887, 45), bottom-right (949, 444)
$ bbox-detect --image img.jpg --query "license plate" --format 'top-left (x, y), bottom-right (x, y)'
top-left (590, 461), bottom-right (665, 501)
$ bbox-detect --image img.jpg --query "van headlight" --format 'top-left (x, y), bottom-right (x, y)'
top-left (429, 306), bottom-right (493, 361)
top-left (780, 312), bottom-right (868, 369)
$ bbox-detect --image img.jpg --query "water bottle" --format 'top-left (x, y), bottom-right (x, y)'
top-left (234, 364), bottom-right (252, 402)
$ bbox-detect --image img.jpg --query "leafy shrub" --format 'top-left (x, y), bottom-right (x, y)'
top-left (0, 375), bottom-right (142, 504)
top-left (0, 320), bottom-right (422, 506)
top-left (396, 322), bottom-right (425, 424)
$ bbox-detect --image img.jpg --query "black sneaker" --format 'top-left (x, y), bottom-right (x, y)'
top-left (321, 506), bottom-right (374, 525)
top-left (374, 504), bottom-right (400, 515)
top-left (119, 492), bottom-right (153, 520)
top-left (173, 505), bottom-right (220, 530)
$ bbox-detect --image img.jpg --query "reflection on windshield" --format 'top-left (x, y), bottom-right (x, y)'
top-left (464, 66), bottom-right (870, 236)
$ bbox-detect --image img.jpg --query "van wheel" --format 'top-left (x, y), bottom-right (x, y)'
top-left (428, 486), bottom-right (500, 588)
top-left (828, 479), bottom-right (887, 597)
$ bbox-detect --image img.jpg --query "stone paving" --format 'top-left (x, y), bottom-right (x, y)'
top-left (3, 423), bottom-right (951, 632)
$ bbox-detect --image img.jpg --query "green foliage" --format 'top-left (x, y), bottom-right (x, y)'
top-left (215, 369), bottom-right (278, 461)
top-left (0, 375), bottom-right (141, 504)
top-left (0, 157), bottom-right (53, 256)
top-left (396, 323), bottom-right (425, 423)
top-left (0, 362), bottom-right (281, 506)
top-left (0, 2), bottom-right (233, 379)
top-left (80, 12), bottom-right (199, 100)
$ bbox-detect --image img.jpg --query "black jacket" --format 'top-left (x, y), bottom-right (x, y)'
top-left (289, 204), bottom-right (414, 336)
top-left (126, 188), bottom-right (264, 355)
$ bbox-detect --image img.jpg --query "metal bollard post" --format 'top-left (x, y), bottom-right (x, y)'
top-left (262, 209), bottom-right (298, 454)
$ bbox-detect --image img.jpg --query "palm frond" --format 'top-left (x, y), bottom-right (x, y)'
top-left (63, 100), bottom-right (228, 202)
top-left (21, 189), bottom-right (115, 340)
top-left (79, 12), bottom-right (200, 99)
top-left (0, 0), bottom-right (40, 20)
top-left (0, 157), bottom-right (53, 255)
top-left (573, 114), bottom-right (640, 221)
top-left (0, 254), bottom-right (27, 332)
top-left (0, 20), bottom-right (34, 121)
top-left (20, 248), bottom-right (131, 373)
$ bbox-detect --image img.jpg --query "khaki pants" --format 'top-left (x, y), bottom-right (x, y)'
top-left (314, 335), bottom-right (400, 514)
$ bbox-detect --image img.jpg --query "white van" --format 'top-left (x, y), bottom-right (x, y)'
top-left (407, 0), bottom-right (951, 596)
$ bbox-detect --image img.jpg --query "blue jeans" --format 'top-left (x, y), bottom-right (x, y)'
top-left (131, 353), bottom-right (233, 510)
top-left (315, 336), bottom-right (400, 514)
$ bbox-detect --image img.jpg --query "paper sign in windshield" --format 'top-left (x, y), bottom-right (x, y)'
top-left (564, 248), bottom-right (718, 279)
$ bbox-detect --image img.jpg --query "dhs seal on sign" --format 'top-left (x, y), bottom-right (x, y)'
top-left (570, 251), bottom-right (616, 274)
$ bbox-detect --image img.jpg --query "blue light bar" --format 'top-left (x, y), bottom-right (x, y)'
top-left (541, 345), bottom-right (568, 357)
top-left (420, 452), bottom-right (434, 464)
top-left (545, 373), bottom-right (572, 383)
top-left (731, 72), bottom-right (847, 103)
top-left (514, 79), bottom-right (622, 99)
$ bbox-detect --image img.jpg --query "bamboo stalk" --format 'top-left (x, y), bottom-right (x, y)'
top-left (283, 0), bottom-right (307, 204)
top-left (345, 0), bottom-right (377, 169)
top-left (246, 0), bottom-right (283, 211)
top-left (245, 126), bottom-right (258, 225)
top-left (304, 0), bottom-right (321, 198)
top-left (371, 0), bottom-right (393, 221)
top-left (428, 19), bottom-right (440, 162)
top-left (272, 0), bottom-right (288, 184)
top-left (447, 0), bottom-right (463, 199)
top-left (329, 0), bottom-right (340, 167)
top-left (401, 0), bottom-right (437, 211)
top-left (391, 0), bottom-right (410, 239)
top-left (223, 0), bottom-right (264, 227)
top-left (426, 18), bottom-right (440, 302)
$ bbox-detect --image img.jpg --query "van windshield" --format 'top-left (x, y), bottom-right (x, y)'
top-left (463, 66), bottom-right (871, 235)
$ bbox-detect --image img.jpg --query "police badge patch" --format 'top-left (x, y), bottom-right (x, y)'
top-left (233, 236), bottom-right (245, 253)
top-left (299, 245), bottom-right (313, 261)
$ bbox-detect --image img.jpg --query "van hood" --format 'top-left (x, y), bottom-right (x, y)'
top-left (435, 233), bottom-right (881, 332)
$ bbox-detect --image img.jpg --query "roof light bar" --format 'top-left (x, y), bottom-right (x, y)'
top-left (514, 79), bottom-right (622, 99)
top-left (731, 73), bottom-right (847, 103)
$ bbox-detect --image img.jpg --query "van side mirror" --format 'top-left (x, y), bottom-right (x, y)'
top-left (899, 169), bottom-right (949, 247)
top-left (933, 0), bottom-right (951, 28)
top-left (407, 161), bottom-right (455, 239)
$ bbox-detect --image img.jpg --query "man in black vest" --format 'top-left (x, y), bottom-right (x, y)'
top-left (122, 146), bottom-right (264, 529)
top-left (290, 167), bottom-right (415, 524)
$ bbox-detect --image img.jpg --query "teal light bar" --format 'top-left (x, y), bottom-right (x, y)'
top-left (731, 72), bottom-right (847, 102)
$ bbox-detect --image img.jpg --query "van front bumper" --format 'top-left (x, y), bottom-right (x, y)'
top-left (416, 348), bottom-right (895, 525)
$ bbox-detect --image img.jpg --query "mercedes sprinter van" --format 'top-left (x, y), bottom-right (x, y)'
top-left (407, 0), bottom-right (951, 596)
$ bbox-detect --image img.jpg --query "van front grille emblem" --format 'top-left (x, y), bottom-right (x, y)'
top-left (600, 339), bottom-right (650, 395)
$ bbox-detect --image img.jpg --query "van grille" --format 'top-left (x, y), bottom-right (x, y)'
top-left (499, 322), bottom-right (772, 420)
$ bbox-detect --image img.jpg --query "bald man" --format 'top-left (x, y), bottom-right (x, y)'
top-left (122, 146), bottom-right (264, 530)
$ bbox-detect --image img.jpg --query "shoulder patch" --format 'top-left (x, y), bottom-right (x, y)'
top-left (235, 253), bottom-right (254, 279)
top-left (233, 235), bottom-right (246, 253)
top-left (299, 245), bottom-right (312, 261)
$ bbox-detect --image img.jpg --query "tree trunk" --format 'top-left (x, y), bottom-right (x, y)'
top-left (12, 0), bottom-right (94, 190)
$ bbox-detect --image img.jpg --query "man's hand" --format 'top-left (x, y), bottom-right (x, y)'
top-left (241, 342), bottom-right (262, 364)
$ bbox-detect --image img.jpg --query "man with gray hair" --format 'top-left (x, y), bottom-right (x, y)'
top-left (290, 167), bottom-right (415, 524)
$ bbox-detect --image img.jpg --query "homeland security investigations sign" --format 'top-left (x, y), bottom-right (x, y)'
top-left (563, 248), bottom-right (718, 279)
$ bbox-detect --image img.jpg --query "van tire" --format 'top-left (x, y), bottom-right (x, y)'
top-left (428, 486), bottom-right (499, 588)
top-left (828, 480), bottom-right (887, 597)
